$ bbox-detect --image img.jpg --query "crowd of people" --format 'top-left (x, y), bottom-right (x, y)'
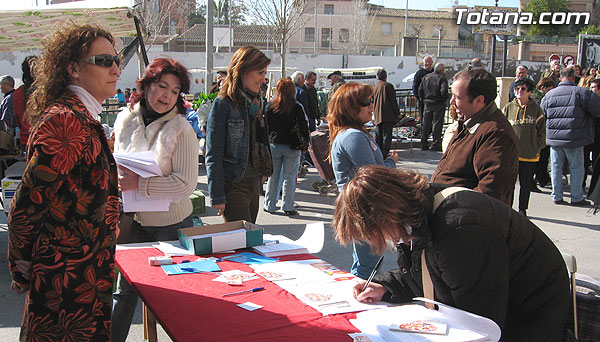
top-left (2, 20), bottom-right (599, 342)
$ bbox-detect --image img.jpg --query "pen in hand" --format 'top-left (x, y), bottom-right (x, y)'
top-left (361, 255), bottom-right (384, 293)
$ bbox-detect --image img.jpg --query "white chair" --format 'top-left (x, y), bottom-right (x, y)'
top-left (561, 252), bottom-right (578, 340)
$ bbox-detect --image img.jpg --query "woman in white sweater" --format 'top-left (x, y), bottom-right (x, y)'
top-left (111, 58), bottom-right (198, 342)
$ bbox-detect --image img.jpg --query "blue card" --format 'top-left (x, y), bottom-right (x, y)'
top-left (220, 252), bottom-right (278, 265)
top-left (162, 259), bottom-right (221, 275)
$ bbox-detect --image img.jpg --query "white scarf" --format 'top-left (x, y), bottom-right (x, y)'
top-left (66, 85), bottom-right (103, 121)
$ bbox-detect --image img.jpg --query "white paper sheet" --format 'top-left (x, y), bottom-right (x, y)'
top-left (122, 189), bottom-right (171, 212)
top-left (350, 301), bottom-right (500, 342)
top-left (113, 151), bottom-right (164, 178)
top-left (262, 221), bottom-right (325, 253)
top-left (114, 151), bottom-right (172, 212)
top-left (251, 259), bottom-right (387, 315)
top-left (152, 241), bottom-right (191, 256)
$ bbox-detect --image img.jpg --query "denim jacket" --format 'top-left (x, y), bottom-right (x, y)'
top-left (206, 95), bottom-right (266, 205)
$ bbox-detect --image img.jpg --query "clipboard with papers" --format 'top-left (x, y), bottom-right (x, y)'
top-left (113, 151), bottom-right (172, 212)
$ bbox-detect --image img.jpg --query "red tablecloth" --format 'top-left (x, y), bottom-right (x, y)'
top-left (115, 248), bottom-right (360, 342)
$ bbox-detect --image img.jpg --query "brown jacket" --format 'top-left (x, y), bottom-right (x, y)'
top-left (373, 81), bottom-right (400, 125)
top-left (431, 101), bottom-right (519, 205)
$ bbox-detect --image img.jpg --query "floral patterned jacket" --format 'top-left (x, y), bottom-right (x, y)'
top-left (8, 91), bottom-right (119, 341)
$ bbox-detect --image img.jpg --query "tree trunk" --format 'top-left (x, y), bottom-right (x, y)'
top-left (280, 41), bottom-right (287, 79)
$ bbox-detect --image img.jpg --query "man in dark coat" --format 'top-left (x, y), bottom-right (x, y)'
top-left (431, 67), bottom-right (519, 206)
top-left (372, 69), bottom-right (400, 156)
top-left (418, 63), bottom-right (448, 151)
top-left (327, 70), bottom-right (345, 101)
top-left (304, 71), bottom-right (319, 131)
top-left (412, 56), bottom-right (433, 131)
top-left (541, 67), bottom-right (600, 206)
top-left (292, 71), bottom-right (309, 115)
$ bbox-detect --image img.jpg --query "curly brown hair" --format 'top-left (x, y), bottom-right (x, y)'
top-left (27, 22), bottom-right (114, 125)
top-left (326, 82), bottom-right (372, 159)
top-left (332, 165), bottom-right (429, 254)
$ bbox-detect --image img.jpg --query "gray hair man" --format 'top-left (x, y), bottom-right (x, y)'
top-left (412, 56), bottom-right (434, 133)
top-left (508, 65), bottom-right (529, 102)
top-left (541, 67), bottom-right (600, 206)
top-left (418, 63), bottom-right (448, 151)
top-left (0, 75), bottom-right (15, 96)
top-left (304, 71), bottom-right (319, 131)
top-left (291, 71), bottom-right (309, 116)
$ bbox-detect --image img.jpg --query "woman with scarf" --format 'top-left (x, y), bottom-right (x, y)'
top-left (206, 46), bottom-right (272, 223)
top-left (111, 58), bottom-right (198, 342)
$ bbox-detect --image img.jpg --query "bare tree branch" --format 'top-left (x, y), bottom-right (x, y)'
top-left (248, 0), bottom-right (315, 77)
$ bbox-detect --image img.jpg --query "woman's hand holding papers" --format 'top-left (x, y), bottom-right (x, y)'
top-left (352, 279), bottom-right (386, 303)
top-left (118, 166), bottom-right (140, 191)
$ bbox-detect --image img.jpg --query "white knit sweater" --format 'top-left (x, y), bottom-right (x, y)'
top-left (113, 103), bottom-right (199, 226)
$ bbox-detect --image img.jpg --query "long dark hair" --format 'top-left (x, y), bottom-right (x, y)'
top-left (132, 58), bottom-right (191, 114)
top-left (271, 78), bottom-right (296, 114)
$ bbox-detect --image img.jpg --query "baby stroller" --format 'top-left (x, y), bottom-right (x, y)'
top-left (307, 130), bottom-right (338, 196)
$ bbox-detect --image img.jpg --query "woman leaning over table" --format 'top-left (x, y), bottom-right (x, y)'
top-left (7, 22), bottom-right (120, 341)
top-left (334, 165), bottom-right (571, 342)
top-left (206, 46), bottom-right (272, 223)
top-left (326, 82), bottom-right (398, 280)
top-left (263, 78), bottom-right (310, 216)
top-left (111, 58), bottom-right (198, 342)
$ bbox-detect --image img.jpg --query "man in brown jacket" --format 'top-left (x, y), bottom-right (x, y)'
top-left (372, 69), bottom-right (400, 156)
top-left (431, 68), bottom-right (519, 205)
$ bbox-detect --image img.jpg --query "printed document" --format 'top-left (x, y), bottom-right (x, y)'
top-left (113, 151), bottom-right (171, 212)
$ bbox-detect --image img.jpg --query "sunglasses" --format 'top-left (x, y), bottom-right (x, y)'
top-left (358, 98), bottom-right (373, 107)
top-left (515, 87), bottom-right (530, 92)
top-left (81, 54), bottom-right (120, 68)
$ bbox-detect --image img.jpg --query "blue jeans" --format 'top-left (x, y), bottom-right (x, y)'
top-left (351, 241), bottom-right (382, 279)
top-left (550, 146), bottom-right (585, 202)
top-left (112, 215), bottom-right (193, 342)
top-left (264, 143), bottom-right (301, 212)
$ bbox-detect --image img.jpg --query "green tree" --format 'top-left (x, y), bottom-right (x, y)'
top-left (522, 0), bottom-right (571, 36)
top-left (579, 25), bottom-right (600, 36)
top-left (189, 0), bottom-right (248, 28)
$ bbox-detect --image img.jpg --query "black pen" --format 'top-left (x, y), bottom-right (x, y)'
top-left (361, 255), bottom-right (384, 293)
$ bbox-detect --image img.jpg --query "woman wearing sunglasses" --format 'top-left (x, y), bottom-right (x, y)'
top-left (326, 82), bottom-right (398, 279)
top-left (7, 23), bottom-right (120, 341)
top-left (502, 78), bottom-right (546, 217)
top-left (111, 58), bottom-right (197, 342)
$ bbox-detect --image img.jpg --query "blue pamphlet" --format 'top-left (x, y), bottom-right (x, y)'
top-left (220, 252), bottom-right (278, 265)
top-left (162, 259), bottom-right (221, 275)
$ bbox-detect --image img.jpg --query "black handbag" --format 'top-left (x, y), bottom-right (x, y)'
top-left (290, 108), bottom-right (309, 151)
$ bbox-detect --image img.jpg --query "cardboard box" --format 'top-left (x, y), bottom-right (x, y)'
top-left (2, 178), bottom-right (21, 212)
top-left (178, 220), bottom-right (263, 255)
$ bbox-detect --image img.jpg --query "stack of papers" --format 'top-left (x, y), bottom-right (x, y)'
top-left (252, 241), bottom-right (309, 257)
top-left (251, 259), bottom-right (387, 316)
top-left (113, 151), bottom-right (171, 212)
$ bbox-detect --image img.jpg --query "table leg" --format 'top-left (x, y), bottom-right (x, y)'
top-left (143, 302), bottom-right (158, 342)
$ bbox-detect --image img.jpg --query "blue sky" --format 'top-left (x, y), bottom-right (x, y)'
top-left (371, 0), bottom-right (521, 11)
